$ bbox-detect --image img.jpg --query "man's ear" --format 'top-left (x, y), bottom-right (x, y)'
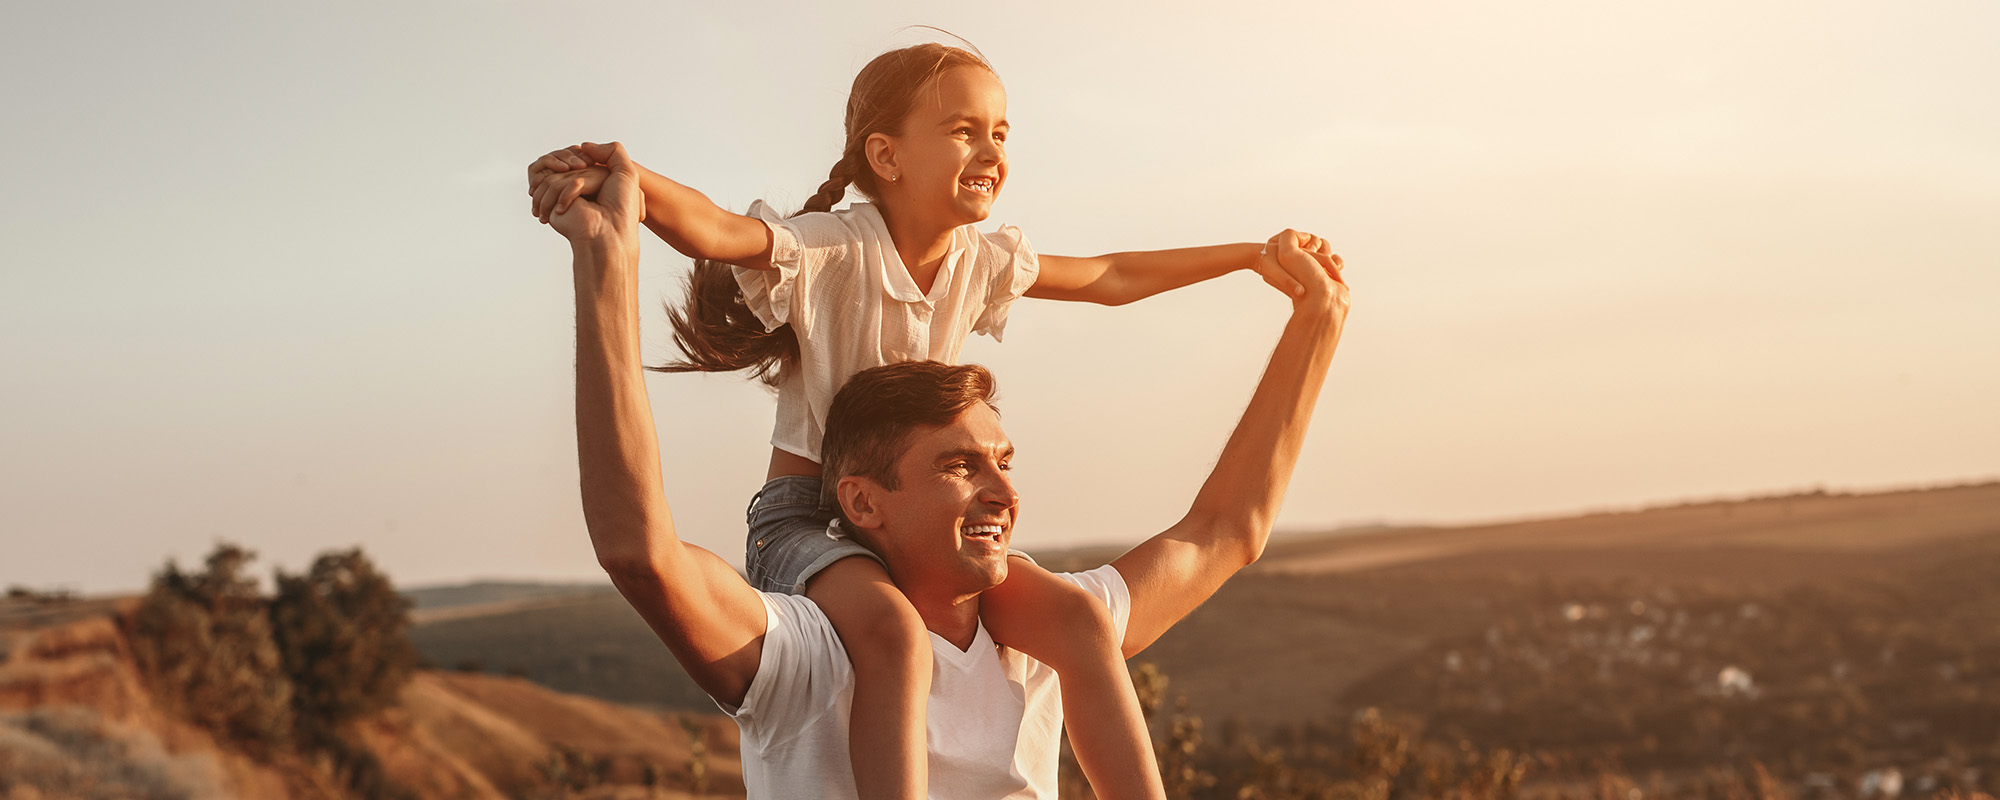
top-left (837, 474), bottom-right (888, 530)
top-left (864, 133), bottom-right (899, 187)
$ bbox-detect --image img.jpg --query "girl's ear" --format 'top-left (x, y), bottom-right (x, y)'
top-left (837, 475), bottom-right (887, 530)
top-left (864, 133), bottom-right (899, 187)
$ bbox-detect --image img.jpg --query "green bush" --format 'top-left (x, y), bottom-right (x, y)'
top-left (268, 548), bottom-right (418, 734)
top-left (127, 544), bottom-right (294, 753)
top-left (125, 541), bottom-right (420, 800)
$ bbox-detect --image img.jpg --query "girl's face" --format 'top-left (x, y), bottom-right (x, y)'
top-left (878, 67), bottom-right (1009, 230)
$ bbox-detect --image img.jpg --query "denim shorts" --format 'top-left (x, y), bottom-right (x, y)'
top-left (744, 475), bottom-right (882, 595)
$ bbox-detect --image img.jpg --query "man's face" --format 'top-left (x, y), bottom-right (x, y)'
top-left (866, 402), bottom-right (1019, 598)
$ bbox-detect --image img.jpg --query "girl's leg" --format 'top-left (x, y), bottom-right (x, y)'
top-left (806, 556), bottom-right (929, 800)
top-left (982, 558), bottom-right (1166, 800)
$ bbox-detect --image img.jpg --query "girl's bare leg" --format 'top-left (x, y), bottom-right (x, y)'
top-left (806, 556), bottom-right (929, 800)
top-left (982, 558), bottom-right (1166, 800)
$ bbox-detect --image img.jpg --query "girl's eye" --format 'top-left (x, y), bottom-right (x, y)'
top-left (993, 132), bottom-right (1007, 143)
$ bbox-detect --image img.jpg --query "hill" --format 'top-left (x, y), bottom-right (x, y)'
top-left (403, 481), bottom-right (2000, 795)
top-left (402, 580), bottom-right (611, 613)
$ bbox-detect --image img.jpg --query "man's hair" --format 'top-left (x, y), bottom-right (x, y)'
top-left (820, 361), bottom-right (999, 513)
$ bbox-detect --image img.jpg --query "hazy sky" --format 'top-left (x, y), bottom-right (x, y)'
top-left (4, 2), bottom-right (1996, 594)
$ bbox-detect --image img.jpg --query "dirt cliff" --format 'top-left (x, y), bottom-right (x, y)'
top-left (0, 597), bottom-right (741, 799)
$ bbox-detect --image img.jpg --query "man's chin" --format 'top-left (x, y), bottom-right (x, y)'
top-left (963, 551), bottom-right (1010, 591)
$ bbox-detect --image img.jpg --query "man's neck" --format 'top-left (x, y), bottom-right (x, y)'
top-left (903, 589), bottom-right (983, 652)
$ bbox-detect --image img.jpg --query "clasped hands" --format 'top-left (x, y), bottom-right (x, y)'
top-left (529, 142), bottom-right (638, 247)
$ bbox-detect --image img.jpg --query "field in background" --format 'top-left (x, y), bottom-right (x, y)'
top-left (407, 481), bottom-right (2000, 792)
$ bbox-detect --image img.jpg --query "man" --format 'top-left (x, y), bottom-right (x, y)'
top-left (553, 142), bottom-right (1350, 798)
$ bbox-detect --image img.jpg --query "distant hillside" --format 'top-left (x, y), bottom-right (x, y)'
top-left (397, 481), bottom-right (2000, 794)
top-left (401, 580), bottom-right (611, 611)
top-left (410, 590), bottom-right (714, 711)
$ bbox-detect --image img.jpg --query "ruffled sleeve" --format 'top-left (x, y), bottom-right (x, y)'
top-left (970, 224), bottom-right (1040, 342)
top-left (728, 201), bottom-right (805, 332)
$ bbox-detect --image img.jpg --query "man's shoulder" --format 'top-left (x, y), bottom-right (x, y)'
top-left (722, 590), bottom-right (848, 722)
top-left (753, 590), bottom-right (841, 650)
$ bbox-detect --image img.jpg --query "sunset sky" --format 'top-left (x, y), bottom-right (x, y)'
top-left (4, 1), bottom-right (1996, 594)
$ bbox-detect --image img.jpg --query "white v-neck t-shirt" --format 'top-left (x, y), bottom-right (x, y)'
top-left (731, 201), bottom-right (1041, 464)
top-left (714, 565), bottom-right (1131, 799)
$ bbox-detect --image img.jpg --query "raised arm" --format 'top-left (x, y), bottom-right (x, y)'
top-left (531, 142), bottom-right (776, 269)
top-left (1110, 232), bottom-right (1349, 657)
top-left (554, 142), bottom-right (770, 706)
top-left (1028, 231), bottom-right (1335, 306)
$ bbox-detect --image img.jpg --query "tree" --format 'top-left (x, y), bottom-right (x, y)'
top-left (127, 543), bottom-right (295, 752)
top-left (268, 548), bottom-right (419, 734)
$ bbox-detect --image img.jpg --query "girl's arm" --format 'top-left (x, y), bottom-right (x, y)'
top-left (1028, 230), bottom-right (1330, 305)
top-left (1028, 246), bottom-right (1256, 306)
top-left (529, 143), bottom-right (775, 270)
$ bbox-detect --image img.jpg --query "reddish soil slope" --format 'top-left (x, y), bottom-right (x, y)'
top-left (0, 598), bottom-right (742, 799)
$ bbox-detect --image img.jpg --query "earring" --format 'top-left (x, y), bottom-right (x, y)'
top-left (890, 173), bottom-right (899, 182)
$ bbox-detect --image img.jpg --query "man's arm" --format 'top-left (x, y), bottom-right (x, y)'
top-left (557, 143), bottom-right (770, 705)
top-left (1110, 232), bottom-right (1349, 657)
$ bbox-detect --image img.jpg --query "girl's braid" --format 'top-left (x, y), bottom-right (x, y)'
top-left (800, 157), bottom-right (856, 215)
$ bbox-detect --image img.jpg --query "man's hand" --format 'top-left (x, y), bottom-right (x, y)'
top-left (533, 166), bottom-right (610, 224)
top-left (1250, 229), bottom-right (1342, 299)
top-left (546, 142), bottom-right (642, 248)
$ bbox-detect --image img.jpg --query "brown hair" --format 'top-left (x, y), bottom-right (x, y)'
top-left (819, 360), bottom-right (999, 513)
top-left (652, 42), bottom-right (996, 387)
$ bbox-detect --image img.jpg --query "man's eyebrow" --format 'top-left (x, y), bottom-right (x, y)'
top-left (935, 445), bottom-right (1015, 462)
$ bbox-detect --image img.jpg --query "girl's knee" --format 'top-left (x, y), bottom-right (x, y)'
top-left (989, 575), bottom-right (1120, 665)
top-left (855, 595), bottom-right (928, 651)
top-left (818, 587), bottom-right (929, 671)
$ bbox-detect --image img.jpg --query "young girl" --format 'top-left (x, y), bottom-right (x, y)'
top-left (528, 42), bottom-right (1322, 800)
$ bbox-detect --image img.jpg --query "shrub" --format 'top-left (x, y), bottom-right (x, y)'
top-left (268, 547), bottom-right (418, 734)
top-left (126, 543), bottom-right (294, 753)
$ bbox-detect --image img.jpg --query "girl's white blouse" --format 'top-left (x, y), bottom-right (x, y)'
top-left (731, 201), bottom-right (1040, 464)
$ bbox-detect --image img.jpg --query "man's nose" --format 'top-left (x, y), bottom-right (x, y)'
top-left (979, 469), bottom-right (1018, 510)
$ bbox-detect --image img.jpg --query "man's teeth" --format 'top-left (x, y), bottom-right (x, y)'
top-left (962, 524), bottom-right (1004, 539)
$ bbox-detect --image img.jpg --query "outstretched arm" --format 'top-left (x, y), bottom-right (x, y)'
top-left (555, 142), bottom-right (770, 706)
top-left (1110, 232), bottom-right (1349, 657)
top-left (1029, 231), bottom-right (1335, 305)
top-left (531, 143), bottom-right (776, 269)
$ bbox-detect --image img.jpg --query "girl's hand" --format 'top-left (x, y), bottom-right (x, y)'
top-left (527, 144), bottom-right (596, 191)
top-left (549, 142), bottom-right (644, 247)
top-left (534, 166), bottom-right (610, 224)
top-left (1254, 229), bottom-right (1344, 298)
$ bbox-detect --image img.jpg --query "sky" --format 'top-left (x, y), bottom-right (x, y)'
top-left (3, 1), bottom-right (1996, 595)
